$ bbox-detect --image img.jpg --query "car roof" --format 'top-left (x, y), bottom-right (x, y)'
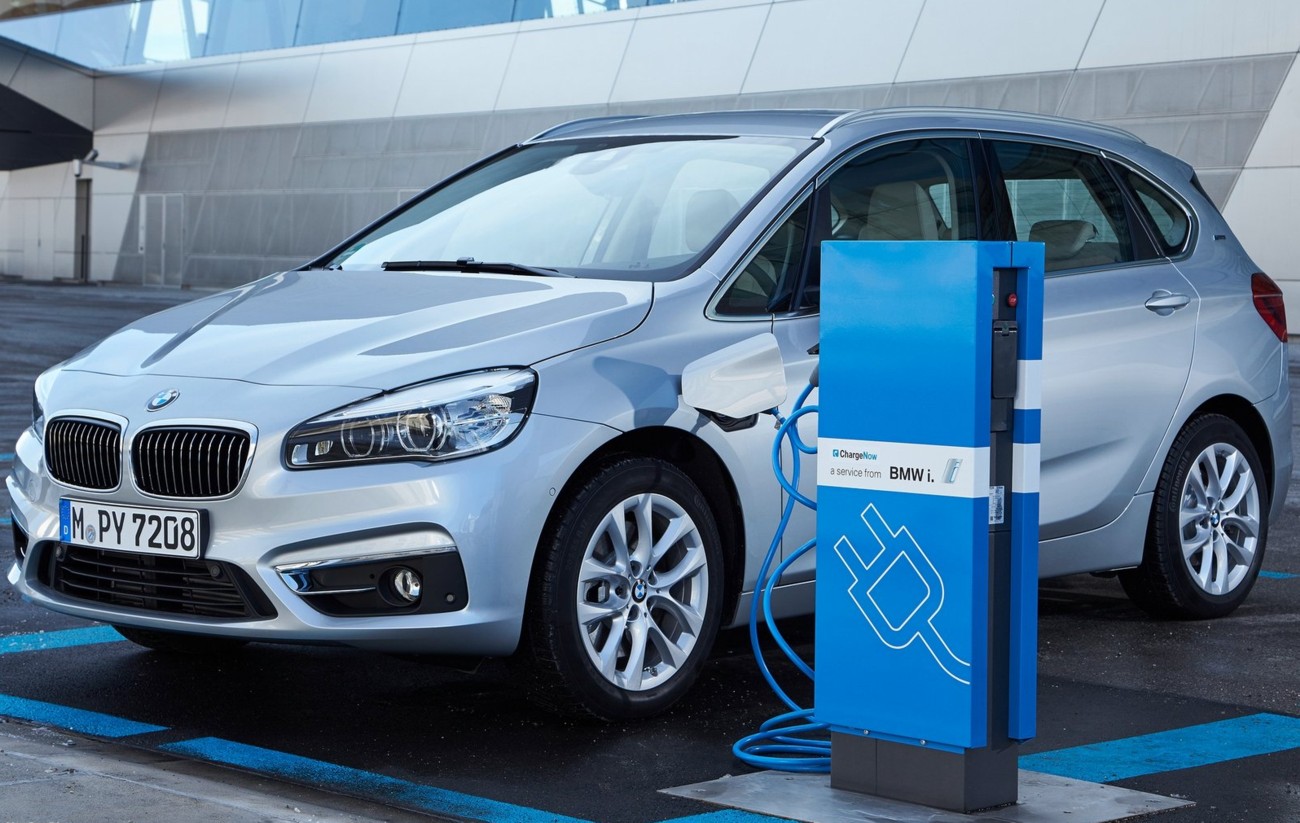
top-left (527, 107), bottom-right (1145, 148)
top-left (527, 110), bottom-right (849, 140)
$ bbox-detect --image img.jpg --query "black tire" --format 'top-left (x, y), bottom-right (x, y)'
top-left (1120, 414), bottom-right (1268, 619)
top-left (113, 625), bottom-right (248, 655)
top-left (523, 458), bottom-right (724, 720)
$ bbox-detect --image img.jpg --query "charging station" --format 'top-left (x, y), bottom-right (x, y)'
top-left (815, 240), bottom-right (1044, 812)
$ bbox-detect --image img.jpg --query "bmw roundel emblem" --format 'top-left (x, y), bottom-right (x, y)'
top-left (146, 388), bottom-right (180, 412)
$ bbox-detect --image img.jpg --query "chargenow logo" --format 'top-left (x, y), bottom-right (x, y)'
top-left (833, 446), bottom-right (878, 461)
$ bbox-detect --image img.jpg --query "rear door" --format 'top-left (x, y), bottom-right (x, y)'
top-left (984, 139), bottom-right (1198, 541)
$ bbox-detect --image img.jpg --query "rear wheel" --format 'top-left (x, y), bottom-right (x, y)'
top-left (1121, 414), bottom-right (1267, 618)
top-left (113, 625), bottom-right (248, 655)
top-left (524, 458), bottom-right (723, 720)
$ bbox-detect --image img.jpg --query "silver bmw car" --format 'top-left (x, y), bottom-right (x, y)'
top-left (7, 109), bottom-right (1291, 719)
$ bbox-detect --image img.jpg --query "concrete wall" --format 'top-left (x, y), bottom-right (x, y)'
top-left (0, 37), bottom-right (93, 280)
top-left (3, 0), bottom-right (1299, 318)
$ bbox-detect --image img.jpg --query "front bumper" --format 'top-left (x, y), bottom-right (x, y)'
top-left (6, 387), bottom-right (613, 657)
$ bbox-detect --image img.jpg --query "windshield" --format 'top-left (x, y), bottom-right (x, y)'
top-left (324, 135), bottom-right (807, 281)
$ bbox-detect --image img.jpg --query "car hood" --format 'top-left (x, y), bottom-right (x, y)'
top-left (61, 270), bottom-right (653, 391)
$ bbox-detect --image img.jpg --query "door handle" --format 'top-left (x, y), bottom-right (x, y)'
top-left (1144, 291), bottom-right (1191, 315)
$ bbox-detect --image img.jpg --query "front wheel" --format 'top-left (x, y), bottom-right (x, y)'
top-left (1120, 414), bottom-right (1268, 619)
top-left (524, 458), bottom-right (724, 720)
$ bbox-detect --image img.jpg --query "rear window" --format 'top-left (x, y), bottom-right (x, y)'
top-left (1124, 170), bottom-right (1191, 255)
top-left (990, 140), bottom-right (1136, 273)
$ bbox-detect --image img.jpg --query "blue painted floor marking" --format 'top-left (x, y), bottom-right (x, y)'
top-left (1260, 570), bottom-right (1298, 580)
top-left (0, 516), bottom-right (10, 526)
top-left (0, 693), bottom-right (167, 737)
top-left (0, 625), bottom-right (124, 655)
top-left (0, 452), bottom-right (14, 461)
top-left (1022, 712), bottom-right (1300, 783)
top-left (658, 812), bottom-right (797, 823)
top-left (0, 616), bottom-right (1293, 818)
top-left (162, 737), bottom-right (596, 823)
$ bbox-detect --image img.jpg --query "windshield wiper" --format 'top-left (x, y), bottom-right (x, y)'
top-left (381, 257), bottom-right (571, 278)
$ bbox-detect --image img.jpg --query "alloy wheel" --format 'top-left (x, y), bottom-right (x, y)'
top-left (575, 492), bottom-right (709, 692)
top-left (1179, 442), bottom-right (1260, 596)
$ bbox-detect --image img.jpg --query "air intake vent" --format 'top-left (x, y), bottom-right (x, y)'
top-left (133, 427), bottom-right (252, 498)
top-left (48, 545), bottom-right (276, 619)
top-left (45, 418), bottom-right (122, 490)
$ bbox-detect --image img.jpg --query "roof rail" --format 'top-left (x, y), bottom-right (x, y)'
top-left (526, 115), bottom-right (649, 142)
top-left (812, 110), bottom-right (860, 139)
top-left (820, 107), bottom-right (1144, 143)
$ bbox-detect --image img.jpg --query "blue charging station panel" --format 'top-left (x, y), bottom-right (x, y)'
top-left (814, 240), bottom-right (1042, 754)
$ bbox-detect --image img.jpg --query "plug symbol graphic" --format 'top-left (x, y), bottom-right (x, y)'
top-left (832, 503), bottom-right (972, 684)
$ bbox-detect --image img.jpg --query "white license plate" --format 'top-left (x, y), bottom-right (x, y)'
top-left (59, 498), bottom-right (204, 559)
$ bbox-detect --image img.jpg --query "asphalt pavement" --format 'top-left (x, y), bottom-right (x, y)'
top-left (1, 281), bottom-right (1299, 823)
top-left (1, 719), bottom-right (435, 823)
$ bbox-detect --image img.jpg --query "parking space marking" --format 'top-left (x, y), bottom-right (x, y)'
top-left (1260, 570), bottom-right (1298, 579)
top-left (0, 626), bottom-right (124, 655)
top-left (657, 813), bottom-right (797, 823)
top-left (1021, 713), bottom-right (1300, 783)
top-left (0, 516), bottom-right (10, 526)
top-left (0, 452), bottom-right (13, 461)
top-left (0, 693), bottom-right (166, 737)
top-left (162, 737), bottom-right (596, 823)
top-left (0, 605), bottom-right (1294, 821)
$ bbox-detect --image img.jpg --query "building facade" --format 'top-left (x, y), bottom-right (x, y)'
top-left (1, 0), bottom-right (1298, 323)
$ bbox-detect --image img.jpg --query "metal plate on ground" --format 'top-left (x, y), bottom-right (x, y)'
top-left (662, 769), bottom-right (1193, 822)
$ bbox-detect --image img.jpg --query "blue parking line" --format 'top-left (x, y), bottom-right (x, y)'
top-left (163, 737), bottom-right (595, 823)
top-left (1022, 713), bottom-right (1300, 783)
top-left (0, 452), bottom-right (14, 461)
top-left (657, 813), bottom-right (797, 823)
top-left (0, 626), bottom-right (124, 655)
top-left (0, 693), bottom-right (166, 737)
top-left (1260, 570), bottom-right (1298, 580)
top-left (0, 516), bottom-right (10, 526)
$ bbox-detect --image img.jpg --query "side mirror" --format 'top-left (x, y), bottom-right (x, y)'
top-left (681, 333), bottom-right (788, 419)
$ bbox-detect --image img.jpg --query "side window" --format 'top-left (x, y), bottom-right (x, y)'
top-left (1124, 169), bottom-right (1191, 255)
top-left (828, 138), bottom-right (977, 243)
top-left (716, 196), bottom-right (810, 316)
top-left (794, 138), bottom-right (977, 311)
top-left (990, 141), bottom-right (1135, 273)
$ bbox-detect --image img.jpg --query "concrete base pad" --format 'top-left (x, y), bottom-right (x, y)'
top-left (662, 769), bottom-right (1193, 822)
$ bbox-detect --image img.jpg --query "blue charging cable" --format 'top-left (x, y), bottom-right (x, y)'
top-left (731, 380), bottom-right (831, 773)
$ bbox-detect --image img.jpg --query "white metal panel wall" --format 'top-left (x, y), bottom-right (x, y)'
top-left (496, 17), bottom-right (633, 109)
top-left (609, 2), bottom-right (768, 101)
top-left (1078, 0), bottom-right (1300, 68)
top-left (0, 0), bottom-right (1294, 308)
top-left (150, 63), bottom-right (238, 131)
top-left (223, 54), bottom-right (318, 128)
top-left (0, 39), bottom-right (93, 128)
top-left (742, 0), bottom-right (921, 92)
top-left (895, 0), bottom-right (1105, 81)
top-left (395, 31), bottom-right (516, 117)
top-left (305, 45), bottom-right (410, 122)
top-left (94, 71), bottom-right (163, 135)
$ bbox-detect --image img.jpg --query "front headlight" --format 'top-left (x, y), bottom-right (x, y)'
top-left (285, 369), bottom-right (537, 468)
top-left (31, 370), bottom-right (53, 442)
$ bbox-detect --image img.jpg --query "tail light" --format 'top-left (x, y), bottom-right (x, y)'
top-left (1252, 272), bottom-right (1287, 343)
